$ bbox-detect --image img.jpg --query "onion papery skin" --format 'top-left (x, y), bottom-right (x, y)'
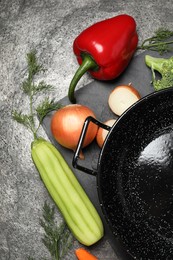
top-left (96, 119), bottom-right (116, 148)
top-left (51, 104), bottom-right (98, 151)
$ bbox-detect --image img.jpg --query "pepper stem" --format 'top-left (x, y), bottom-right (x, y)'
top-left (68, 54), bottom-right (98, 103)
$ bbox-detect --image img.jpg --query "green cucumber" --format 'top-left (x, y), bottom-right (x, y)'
top-left (31, 138), bottom-right (104, 246)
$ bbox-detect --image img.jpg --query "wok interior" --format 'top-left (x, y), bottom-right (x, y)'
top-left (97, 88), bottom-right (173, 259)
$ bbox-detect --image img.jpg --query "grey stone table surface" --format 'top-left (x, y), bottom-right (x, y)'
top-left (0, 1), bottom-right (173, 260)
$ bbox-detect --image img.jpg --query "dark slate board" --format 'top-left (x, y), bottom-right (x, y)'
top-left (41, 50), bottom-right (171, 260)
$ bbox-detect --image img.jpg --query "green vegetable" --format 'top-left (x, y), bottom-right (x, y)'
top-left (12, 50), bottom-right (61, 140)
top-left (145, 55), bottom-right (173, 90)
top-left (138, 28), bottom-right (173, 55)
top-left (31, 138), bottom-right (104, 246)
top-left (28, 202), bottom-right (73, 260)
top-left (40, 201), bottom-right (73, 260)
top-left (12, 51), bottom-right (104, 248)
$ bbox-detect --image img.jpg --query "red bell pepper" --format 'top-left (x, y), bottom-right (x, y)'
top-left (68, 14), bottom-right (138, 103)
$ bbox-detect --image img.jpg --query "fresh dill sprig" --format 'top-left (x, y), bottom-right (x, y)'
top-left (27, 50), bottom-right (44, 77)
top-left (12, 51), bottom-right (60, 140)
top-left (36, 98), bottom-right (62, 124)
top-left (28, 202), bottom-right (73, 260)
top-left (154, 28), bottom-right (173, 40)
top-left (12, 110), bottom-right (33, 129)
top-left (22, 80), bottom-right (53, 96)
top-left (40, 201), bottom-right (73, 260)
top-left (138, 27), bottom-right (173, 55)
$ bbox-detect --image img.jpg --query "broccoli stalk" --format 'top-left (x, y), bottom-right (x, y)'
top-left (145, 55), bottom-right (173, 91)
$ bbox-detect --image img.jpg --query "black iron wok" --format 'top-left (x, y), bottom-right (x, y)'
top-left (73, 87), bottom-right (173, 260)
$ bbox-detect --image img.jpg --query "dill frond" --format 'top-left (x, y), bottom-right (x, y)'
top-left (12, 50), bottom-right (61, 140)
top-left (154, 28), bottom-right (173, 41)
top-left (27, 51), bottom-right (43, 77)
top-left (138, 27), bottom-right (173, 55)
top-left (32, 81), bottom-right (54, 95)
top-left (36, 98), bottom-right (62, 123)
top-left (40, 202), bottom-right (73, 260)
top-left (12, 110), bottom-right (33, 129)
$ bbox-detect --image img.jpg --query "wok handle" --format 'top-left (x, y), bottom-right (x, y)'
top-left (72, 116), bottom-right (111, 176)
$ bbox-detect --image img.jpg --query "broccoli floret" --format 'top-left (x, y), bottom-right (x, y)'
top-left (145, 55), bottom-right (173, 91)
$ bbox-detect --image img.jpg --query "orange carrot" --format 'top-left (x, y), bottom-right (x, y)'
top-left (75, 248), bottom-right (99, 260)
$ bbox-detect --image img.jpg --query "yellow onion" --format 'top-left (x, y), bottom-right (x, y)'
top-left (96, 119), bottom-right (116, 148)
top-left (51, 104), bottom-right (98, 154)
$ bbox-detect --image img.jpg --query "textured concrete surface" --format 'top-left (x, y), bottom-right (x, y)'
top-left (0, 0), bottom-right (173, 259)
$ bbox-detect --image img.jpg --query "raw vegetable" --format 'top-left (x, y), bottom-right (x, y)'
top-left (145, 55), bottom-right (173, 91)
top-left (75, 248), bottom-right (99, 260)
top-left (108, 84), bottom-right (141, 116)
top-left (12, 51), bottom-right (104, 248)
top-left (96, 119), bottom-right (116, 148)
top-left (138, 28), bottom-right (173, 55)
top-left (51, 104), bottom-right (98, 155)
top-left (68, 14), bottom-right (138, 103)
top-left (40, 202), bottom-right (73, 260)
top-left (12, 51), bottom-right (61, 139)
top-left (31, 138), bottom-right (104, 246)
